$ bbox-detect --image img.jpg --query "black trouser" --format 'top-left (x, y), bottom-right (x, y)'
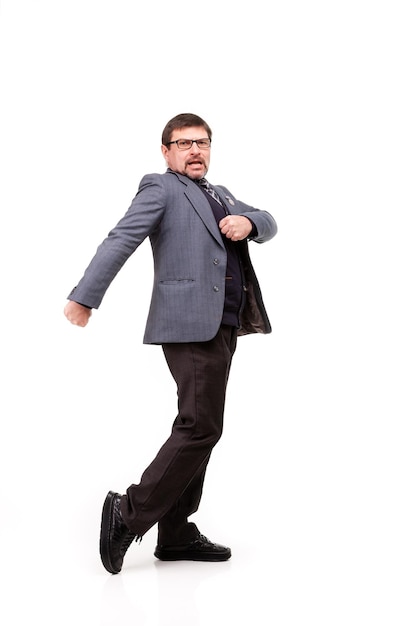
top-left (119, 325), bottom-right (238, 544)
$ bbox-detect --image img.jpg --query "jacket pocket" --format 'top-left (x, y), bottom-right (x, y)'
top-left (159, 279), bottom-right (195, 285)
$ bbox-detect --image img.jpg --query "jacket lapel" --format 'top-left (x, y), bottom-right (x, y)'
top-left (169, 171), bottom-right (223, 246)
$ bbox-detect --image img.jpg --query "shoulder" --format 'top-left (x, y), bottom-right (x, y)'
top-left (215, 184), bottom-right (236, 199)
top-left (214, 184), bottom-right (239, 208)
top-left (138, 172), bottom-right (165, 188)
top-left (139, 170), bottom-right (191, 191)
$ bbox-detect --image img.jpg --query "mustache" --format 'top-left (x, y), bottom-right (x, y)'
top-left (186, 157), bottom-right (207, 167)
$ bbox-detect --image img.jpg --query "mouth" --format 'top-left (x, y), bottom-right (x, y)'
top-left (186, 159), bottom-right (205, 167)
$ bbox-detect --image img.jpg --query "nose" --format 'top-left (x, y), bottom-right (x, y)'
top-left (189, 140), bottom-right (201, 152)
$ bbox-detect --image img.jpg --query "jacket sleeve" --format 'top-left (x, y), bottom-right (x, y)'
top-left (67, 174), bottom-right (166, 308)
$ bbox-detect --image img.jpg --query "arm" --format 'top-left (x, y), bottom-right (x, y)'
top-left (216, 185), bottom-right (278, 243)
top-left (65, 174), bottom-right (166, 313)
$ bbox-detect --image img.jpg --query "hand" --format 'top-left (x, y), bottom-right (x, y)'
top-left (64, 301), bottom-right (92, 327)
top-left (218, 215), bottom-right (253, 241)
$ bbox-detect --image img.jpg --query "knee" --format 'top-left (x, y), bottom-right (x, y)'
top-left (176, 415), bottom-right (223, 449)
top-left (198, 418), bottom-right (223, 448)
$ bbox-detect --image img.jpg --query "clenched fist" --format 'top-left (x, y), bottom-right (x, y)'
top-left (218, 215), bottom-right (253, 241)
top-left (64, 301), bottom-right (92, 327)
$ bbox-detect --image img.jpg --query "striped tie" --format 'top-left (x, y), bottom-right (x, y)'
top-left (197, 178), bottom-right (223, 206)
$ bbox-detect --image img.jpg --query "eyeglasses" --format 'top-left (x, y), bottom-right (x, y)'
top-left (166, 138), bottom-right (211, 150)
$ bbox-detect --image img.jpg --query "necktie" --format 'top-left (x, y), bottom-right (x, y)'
top-left (197, 178), bottom-right (223, 206)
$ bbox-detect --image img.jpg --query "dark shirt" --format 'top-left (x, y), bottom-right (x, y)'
top-left (196, 185), bottom-right (244, 327)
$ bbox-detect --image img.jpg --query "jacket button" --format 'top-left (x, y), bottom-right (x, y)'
top-left (213, 258), bottom-right (219, 265)
top-left (213, 285), bottom-right (219, 292)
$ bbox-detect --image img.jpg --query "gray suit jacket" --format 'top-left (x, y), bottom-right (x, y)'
top-left (68, 170), bottom-right (277, 343)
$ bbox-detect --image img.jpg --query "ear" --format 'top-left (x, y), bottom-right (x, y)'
top-left (161, 144), bottom-right (168, 159)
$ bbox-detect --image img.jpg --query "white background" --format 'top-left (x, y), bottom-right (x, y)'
top-left (0, 1), bottom-right (416, 624)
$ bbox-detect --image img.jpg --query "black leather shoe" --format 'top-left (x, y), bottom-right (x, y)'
top-left (154, 533), bottom-right (231, 562)
top-left (100, 491), bottom-right (136, 574)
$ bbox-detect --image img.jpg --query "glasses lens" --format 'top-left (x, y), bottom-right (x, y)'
top-left (197, 139), bottom-right (211, 148)
top-left (177, 139), bottom-right (193, 150)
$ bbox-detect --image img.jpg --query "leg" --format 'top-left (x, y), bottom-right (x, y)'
top-left (119, 325), bottom-right (237, 538)
top-left (157, 456), bottom-right (210, 545)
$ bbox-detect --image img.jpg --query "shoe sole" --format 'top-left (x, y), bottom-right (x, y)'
top-left (100, 491), bottom-right (120, 574)
top-left (154, 549), bottom-right (231, 562)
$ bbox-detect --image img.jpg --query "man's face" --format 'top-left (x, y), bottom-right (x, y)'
top-left (161, 125), bottom-right (211, 180)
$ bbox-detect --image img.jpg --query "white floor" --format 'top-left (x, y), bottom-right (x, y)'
top-left (3, 485), bottom-right (416, 626)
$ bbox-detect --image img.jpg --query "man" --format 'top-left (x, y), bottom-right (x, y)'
top-left (64, 113), bottom-right (277, 574)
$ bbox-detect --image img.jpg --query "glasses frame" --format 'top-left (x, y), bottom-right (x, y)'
top-left (166, 138), bottom-right (212, 150)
